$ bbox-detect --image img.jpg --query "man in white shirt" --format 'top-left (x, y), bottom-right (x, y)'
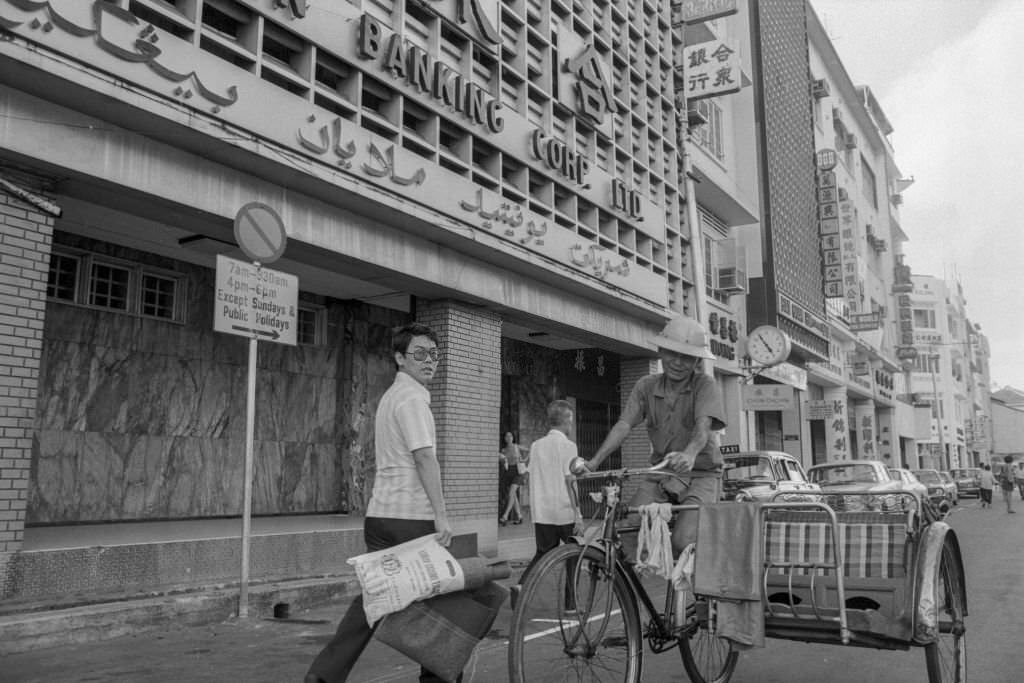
top-left (520, 400), bottom-right (583, 586)
top-left (306, 323), bottom-right (456, 683)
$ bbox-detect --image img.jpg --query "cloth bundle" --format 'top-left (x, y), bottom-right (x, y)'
top-left (635, 502), bottom-right (675, 579)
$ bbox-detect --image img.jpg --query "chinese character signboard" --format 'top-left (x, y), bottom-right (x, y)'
top-left (854, 403), bottom-right (877, 459)
top-left (817, 166), bottom-right (843, 299)
top-left (683, 40), bottom-right (741, 101)
top-left (742, 385), bottom-right (795, 411)
top-left (848, 312), bottom-right (881, 332)
top-left (807, 399), bottom-right (834, 420)
top-left (838, 200), bottom-right (861, 313)
top-left (895, 267), bottom-right (915, 362)
top-left (676, 0), bottom-right (739, 24)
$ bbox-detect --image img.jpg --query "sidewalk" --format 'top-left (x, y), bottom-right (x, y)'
top-left (0, 520), bottom-right (540, 671)
top-left (1, 582), bottom-right (525, 683)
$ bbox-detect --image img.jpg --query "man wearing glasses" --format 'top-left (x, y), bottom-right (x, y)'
top-left (306, 323), bottom-right (458, 683)
top-left (585, 316), bottom-right (725, 556)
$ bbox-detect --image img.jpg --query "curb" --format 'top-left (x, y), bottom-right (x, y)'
top-left (0, 535), bottom-right (536, 656)
top-left (0, 575), bottom-right (361, 657)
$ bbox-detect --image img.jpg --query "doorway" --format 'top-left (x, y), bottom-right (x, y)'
top-left (574, 398), bottom-right (620, 517)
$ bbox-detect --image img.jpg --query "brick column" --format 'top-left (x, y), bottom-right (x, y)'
top-left (619, 357), bottom-right (659, 500)
top-left (415, 300), bottom-right (502, 523)
top-left (0, 187), bottom-right (54, 597)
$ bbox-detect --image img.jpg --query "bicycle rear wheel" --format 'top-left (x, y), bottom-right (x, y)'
top-left (678, 599), bottom-right (739, 683)
top-left (508, 543), bottom-right (642, 683)
top-left (925, 540), bottom-right (967, 682)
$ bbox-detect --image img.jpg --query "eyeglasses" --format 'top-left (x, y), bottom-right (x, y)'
top-left (405, 348), bottom-right (441, 362)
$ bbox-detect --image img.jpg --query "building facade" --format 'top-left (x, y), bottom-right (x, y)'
top-left (906, 274), bottom-right (992, 470)
top-left (0, 0), bottom-right (768, 601)
top-left (735, 0), bottom-right (913, 471)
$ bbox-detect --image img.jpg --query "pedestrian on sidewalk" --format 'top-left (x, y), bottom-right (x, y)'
top-left (518, 400), bottom-right (583, 587)
top-left (499, 431), bottom-right (528, 526)
top-left (1015, 461), bottom-right (1024, 501)
top-left (997, 455), bottom-right (1016, 513)
top-left (304, 323), bottom-right (460, 683)
top-left (978, 464), bottom-right (994, 508)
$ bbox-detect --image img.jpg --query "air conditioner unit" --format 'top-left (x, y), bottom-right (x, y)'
top-left (716, 266), bottom-right (748, 294)
top-left (687, 106), bottom-right (708, 128)
top-left (832, 107), bottom-right (843, 122)
top-left (892, 193), bottom-right (904, 206)
top-left (843, 132), bottom-right (858, 149)
top-left (811, 78), bottom-right (830, 99)
top-left (837, 187), bottom-right (849, 200)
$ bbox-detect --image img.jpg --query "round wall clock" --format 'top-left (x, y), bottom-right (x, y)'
top-left (745, 325), bottom-right (791, 367)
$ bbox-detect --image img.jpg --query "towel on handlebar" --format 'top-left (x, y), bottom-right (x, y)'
top-left (635, 503), bottom-right (675, 580)
top-left (693, 503), bottom-right (765, 649)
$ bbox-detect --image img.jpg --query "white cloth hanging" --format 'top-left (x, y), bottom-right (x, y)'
top-left (635, 502), bottom-right (675, 579)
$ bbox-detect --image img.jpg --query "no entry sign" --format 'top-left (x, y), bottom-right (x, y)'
top-left (234, 202), bottom-right (287, 264)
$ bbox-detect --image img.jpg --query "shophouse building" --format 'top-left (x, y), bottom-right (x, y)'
top-left (0, 0), bottom-right (764, 604)
top-left (738, 0), bottom-right (912, 468)
top-left (990, 387), bottom-right (1024, 463)
top-left (905, 275), bottom-right (990, 470)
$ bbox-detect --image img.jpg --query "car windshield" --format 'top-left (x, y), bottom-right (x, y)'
top-left (809, 464), bottom-right (880, 485)
top-left (951, 469), bottom-right (976, 478)
top-left (724, 456), bottom-right (773, 481)
top-left (913, 470), bottom-right (942, 484)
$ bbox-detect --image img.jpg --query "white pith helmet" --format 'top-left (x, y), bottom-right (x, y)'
top-left (650, 316), bottom-right (716, 360)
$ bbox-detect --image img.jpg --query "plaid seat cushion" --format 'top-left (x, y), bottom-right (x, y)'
top-left (764, 511), bottom-right (908, 579)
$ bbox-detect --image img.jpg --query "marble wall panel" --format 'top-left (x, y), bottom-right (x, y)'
top-left (31, 236), bottom-right (407, 523)
top-left (30, 431), bottom-right (247, 522)
top-left (254, 372), bottom-right (337, 444)
top-left (337, 312), bottom-right (406, 513)
top-left (39, 338), bottom-right (245, 438)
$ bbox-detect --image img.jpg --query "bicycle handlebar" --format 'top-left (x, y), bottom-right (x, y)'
top-left (569, 456), bottom-right (685, 482)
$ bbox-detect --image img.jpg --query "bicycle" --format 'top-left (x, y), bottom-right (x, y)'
top-left (507, 460), bottom-right (737, 683)
top-left (507, 460), bottom-right (967, 683)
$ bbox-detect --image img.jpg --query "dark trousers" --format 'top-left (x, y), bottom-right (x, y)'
top-left (306, 517), bottom-right (462, 683)
top-left (521, 522), bottom-right (575, 583)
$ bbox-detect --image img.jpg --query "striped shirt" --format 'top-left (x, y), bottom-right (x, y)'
top-left (365, 371), bottom-right (436, 520)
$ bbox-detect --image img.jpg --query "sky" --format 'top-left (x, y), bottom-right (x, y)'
top-left (808, 0), bottom-right (1024, 390)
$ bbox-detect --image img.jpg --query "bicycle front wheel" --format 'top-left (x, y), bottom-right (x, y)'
top-left (508, 543), bottom-right (642, 683)
top-left (678, 599), bottom-right (739, 683)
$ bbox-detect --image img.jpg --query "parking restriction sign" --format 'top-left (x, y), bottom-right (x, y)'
top-left (214, 254), bottom-right (297, 346)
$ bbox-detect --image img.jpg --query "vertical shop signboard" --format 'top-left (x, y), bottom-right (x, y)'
top-left (817, 151), bottom-right (843, 299)
top-left (838, 200), bottom-right (861, 313)
top-left (823, 387), bottom-right (851, 461)
top-left (853, 402), bottom-right (877, 459)
top-left (893, 261), bottom-right (916, 364)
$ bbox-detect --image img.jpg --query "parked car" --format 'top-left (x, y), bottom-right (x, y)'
top-left (806, 460), bottom-right (905, 512)
top-left (948, 468), bottom-right (982, 498)
top-left (888, 467), bottom-right (929, 505)
top-left (937, 471), bottom-right (959, 505)
top-left (721, 451), bottom-right (821, 502)
top-left (911, 469), bottom-right (955, 514)
top-left (917, 471), bottom-right (954, 511)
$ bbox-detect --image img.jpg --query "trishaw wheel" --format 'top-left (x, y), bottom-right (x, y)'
top-left (925, 541), bottom-right (967, 683)
top-left (508, 544), bottom-right (643, 683)
top-left (678, 601), bottom-right (739, 683)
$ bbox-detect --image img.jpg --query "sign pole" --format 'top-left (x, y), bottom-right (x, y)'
top-left (238, 262), bottom-right (261, 618)
top-left (239, 331), bottom-right (258, 617)
top-left (227, 203), bottom-right (290, 618)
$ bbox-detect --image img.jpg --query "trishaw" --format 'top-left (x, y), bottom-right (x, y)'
top-left (507, 463), bottom-right (967, 682)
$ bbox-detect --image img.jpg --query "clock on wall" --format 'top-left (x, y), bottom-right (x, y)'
top-left (745, 325), bottom-right (791, 367)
